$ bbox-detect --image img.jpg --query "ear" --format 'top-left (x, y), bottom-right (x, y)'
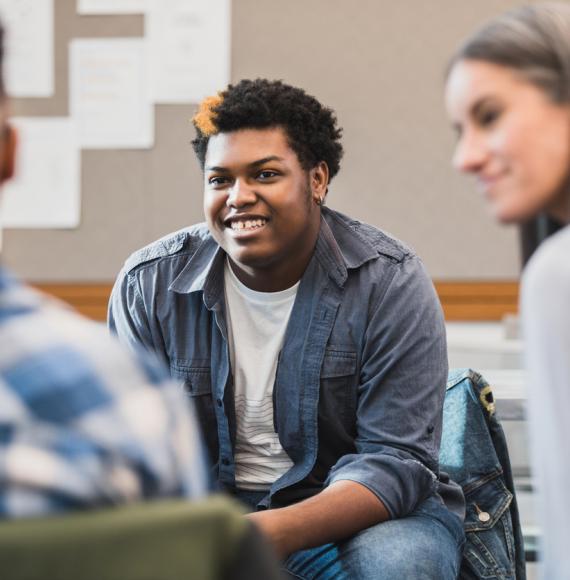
top-left (310, 161), bottom-right (329, 204)
top-left (0, 124), bottom-right (17, 184)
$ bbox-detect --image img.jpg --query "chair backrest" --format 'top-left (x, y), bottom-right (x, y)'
top-left (440, 369), bottom-right (526, 580)
top-left (0, 495), bottom-right (283, 580)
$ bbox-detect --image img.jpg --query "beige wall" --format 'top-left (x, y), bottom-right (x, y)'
top-left (5, 0), bottom-right (546, 281)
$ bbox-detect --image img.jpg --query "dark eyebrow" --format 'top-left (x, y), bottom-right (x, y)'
top-left (205, 155), bottom-right (285, 173)
top-left (249, 156), bottom-right (284, 168)
top-left (205, 165), bottom-right (231, 173)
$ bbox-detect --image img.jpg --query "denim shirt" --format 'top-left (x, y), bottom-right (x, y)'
top-left (109, 207), bottom-right (463, 519)
top-left (441, 369), bottom-right (525, 579)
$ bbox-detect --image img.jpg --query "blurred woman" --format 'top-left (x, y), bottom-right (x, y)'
top-left (445, 4), bottom-right (570, 578)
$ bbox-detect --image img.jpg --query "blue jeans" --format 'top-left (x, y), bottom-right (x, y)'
top-left (235, 492), bottom-right (465, 580)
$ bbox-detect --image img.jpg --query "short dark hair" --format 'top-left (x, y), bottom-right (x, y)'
top-left (191, 79), bottom-right (344, 182)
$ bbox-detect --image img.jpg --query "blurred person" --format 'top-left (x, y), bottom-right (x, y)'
top-left (445, 4), bottom-right (570, 578)
top-left (110, 79), bottom-right (465, 579)
top-left (0, 20), bottom-right (208, 518)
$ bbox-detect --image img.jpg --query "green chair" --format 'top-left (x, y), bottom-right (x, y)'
top-left (0, 495), bottom-right (283, 580)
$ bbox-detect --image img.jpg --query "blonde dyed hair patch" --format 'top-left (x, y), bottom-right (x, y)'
top-left (192, 93), bottom-right (224, 136)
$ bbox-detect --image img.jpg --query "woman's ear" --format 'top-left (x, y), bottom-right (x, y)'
top-left (0, 124), bottom-right (17, 183)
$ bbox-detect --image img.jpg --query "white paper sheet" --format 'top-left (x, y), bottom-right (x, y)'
top-left (70, 38), bottom-right (154, 149)
top-left (1, 118), bottom-right (80, 228)
top-left (77, 0), bottom-right (146, 15)
top-left (0, 0), bottom-right (54, 97)
top-left (146, 0), bottom-right (231, 103)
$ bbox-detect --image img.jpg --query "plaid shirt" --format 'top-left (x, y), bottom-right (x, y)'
top-left (0, 266), bottom-right (207, 518)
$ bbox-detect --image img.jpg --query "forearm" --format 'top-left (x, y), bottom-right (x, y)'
top-left (246, 480), bottom-right (389, 558)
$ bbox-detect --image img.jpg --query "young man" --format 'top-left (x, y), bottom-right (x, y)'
top-left (110, 79), bottom-right (465, 578)
top-left (0, 23), bottom-right (207, 517)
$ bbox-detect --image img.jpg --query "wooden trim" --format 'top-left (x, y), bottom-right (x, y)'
top-left (32, 283), bottom-right (112, 322)
top-left (435, 281), bottom-right (519, 321)
top-left (32, 280), bottom-right (520, 322)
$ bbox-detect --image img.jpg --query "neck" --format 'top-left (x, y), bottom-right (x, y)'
top-left (546, 189), bottom-right (570, 225)
top-left (229, 222), bottom-right (320, 293)
top-left (228, 260), bottom-right (305, 292)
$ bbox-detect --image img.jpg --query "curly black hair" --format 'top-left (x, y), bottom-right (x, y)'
top-left (192, 79), bottom-right (343, 182)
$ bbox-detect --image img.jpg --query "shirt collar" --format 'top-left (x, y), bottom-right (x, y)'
top-left (317, 207), bottom-right (381, 285)
top-left (168, 237), bottom-right (225, 308)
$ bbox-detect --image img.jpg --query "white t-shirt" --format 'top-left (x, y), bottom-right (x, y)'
top-left (223, 260), bottom-right (297, 490)
top-left (521, 224), bottom-right (570, 580)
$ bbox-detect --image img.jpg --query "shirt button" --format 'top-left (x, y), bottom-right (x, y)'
top-left (221, 458), bottom-right (230, 466)
top-left (478, 511), bottom-right (491, 523)
top-left (216, 398), bottom-right (223, 407)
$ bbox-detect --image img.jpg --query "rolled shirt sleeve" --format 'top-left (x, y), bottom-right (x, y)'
top-left (326, 255), bottom-right (447, 518)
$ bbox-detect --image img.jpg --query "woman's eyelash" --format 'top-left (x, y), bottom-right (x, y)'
top-left (478, 109), bottom-right (500, 126)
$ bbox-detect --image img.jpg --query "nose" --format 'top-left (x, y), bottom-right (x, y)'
top-left (226, 178), bottom-right (257, 208)
top-left (453, 130), bottom-right (488, 174)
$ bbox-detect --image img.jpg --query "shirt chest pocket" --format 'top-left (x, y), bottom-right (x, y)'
top-left (171, 362), bottom-right (211, 396)
top-left (170, 360), bottom-right (218, 462)
top-left (319, 348), bottom-right (358, 425)
top-left (321, 349), bottom-right (357, 379)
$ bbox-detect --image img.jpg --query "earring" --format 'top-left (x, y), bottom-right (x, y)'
top-left (315, 196), bottom-right (323, 206)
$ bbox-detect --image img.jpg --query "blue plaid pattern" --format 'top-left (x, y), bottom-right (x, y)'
top-left (0, 267), bottom-right (207, 518)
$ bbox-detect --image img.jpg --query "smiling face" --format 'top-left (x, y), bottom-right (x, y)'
top-left (203, 127), bottom-right (328, 291)
top-left (445, 59), bottom-right (570, 224)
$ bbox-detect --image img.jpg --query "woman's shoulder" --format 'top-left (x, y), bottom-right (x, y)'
top-left (522, 224), bottom-right (570, 303)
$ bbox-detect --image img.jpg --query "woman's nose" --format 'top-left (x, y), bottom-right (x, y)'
top-left (453, 131), bottom-right (488, 174)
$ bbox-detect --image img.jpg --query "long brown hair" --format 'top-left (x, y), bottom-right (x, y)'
top-left (448, 3), bottom-right (570, 104)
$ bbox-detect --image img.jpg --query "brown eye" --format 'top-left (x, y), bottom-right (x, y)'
top-left (257, 170), bottom-right (279, 181)
top-left (208, 176), bottom-right (230, 187)
top-left (478, 108), bottom-right (500, 127)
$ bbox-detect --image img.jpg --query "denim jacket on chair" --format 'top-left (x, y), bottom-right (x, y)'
top-left (440, 369), bottom-right (526, 580)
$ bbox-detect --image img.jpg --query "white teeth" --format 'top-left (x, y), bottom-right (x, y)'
top-left (230, 218), bottom-right (267, 231)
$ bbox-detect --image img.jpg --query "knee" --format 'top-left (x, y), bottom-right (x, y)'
top-left (341, 519), bottom-right (462, 580)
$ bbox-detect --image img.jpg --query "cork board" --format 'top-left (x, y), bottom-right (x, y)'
top-left (4, 0), bottom-right (530, 281)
